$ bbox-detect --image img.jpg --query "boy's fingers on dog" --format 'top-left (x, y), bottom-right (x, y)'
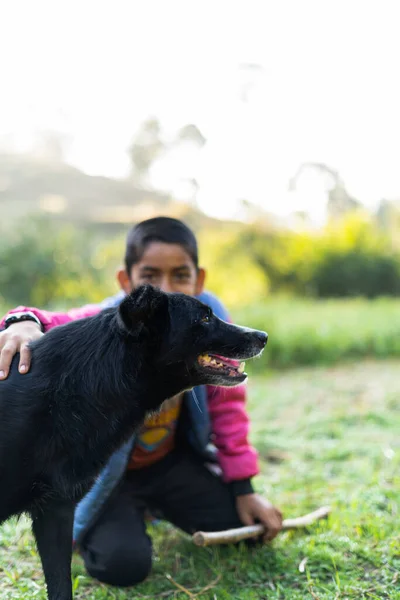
top-left (19, 343), bottom-right (33, 373)
top-left (0, 324), bottom-right (43, 377)
top-left (0, 340), bottom-right (18, 378)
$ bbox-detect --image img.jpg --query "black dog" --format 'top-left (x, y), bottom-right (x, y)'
top-left (0, 285), bottom-right (267, 600)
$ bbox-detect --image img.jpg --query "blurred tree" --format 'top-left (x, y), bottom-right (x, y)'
top-left (288, 162), bottom-right (361, 220)
top-left (2, 209), bottom-right (399, 312)
top-left (174, 124), bottom-right (206, 148)
top-left (198, 227), bottom-right (267, 307)
top-left (312, 250), bottom-right (400, 297)
top-left (235, 225), bottom-right (312, 294)
top-left (375, 198), bottom-right (400, 247)
top-left (128, 118), bottom-right (165, 186)
top-left (231, 213), bottom-right (400, 299)
top-left (172, 123), bottom-right (206, 206)
top-left (0, 217), bottom-right (112, 308)
top-left (128, 119), bottom-right (206, 194)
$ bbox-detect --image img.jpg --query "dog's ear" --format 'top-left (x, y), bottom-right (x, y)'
top-left (118, 285), bottom-right (169, 335)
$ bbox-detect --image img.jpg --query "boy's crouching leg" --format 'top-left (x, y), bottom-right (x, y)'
top-left (78, 486), bottom-right (153, 587)
top-left (81, 534), bottom-right (152, 587)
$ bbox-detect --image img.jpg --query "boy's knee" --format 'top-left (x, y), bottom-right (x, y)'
top-left (84, 541), bottom-right (152, 587)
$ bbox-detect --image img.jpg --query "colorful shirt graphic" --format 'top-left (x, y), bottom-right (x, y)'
top-left (128, 395), bottom-right (183, 469)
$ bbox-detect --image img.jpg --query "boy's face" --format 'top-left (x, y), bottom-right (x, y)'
top-left (117, 242), bottom-right (205, 297)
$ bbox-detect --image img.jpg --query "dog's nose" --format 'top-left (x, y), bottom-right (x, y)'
top-left (255, 331), bottom-right (268, 347)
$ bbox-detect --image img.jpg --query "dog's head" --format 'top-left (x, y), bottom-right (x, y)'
top-left (118, 285), bottom-right (267, 389)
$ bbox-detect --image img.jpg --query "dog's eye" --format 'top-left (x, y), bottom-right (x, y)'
top-left (201, 314), bottom-right (211, 324)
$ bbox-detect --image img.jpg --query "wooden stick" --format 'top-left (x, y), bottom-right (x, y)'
top-left (192, 505), bottom-right (331, 547)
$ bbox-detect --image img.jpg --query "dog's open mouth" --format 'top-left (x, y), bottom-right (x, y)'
top-left (197, 353), bottom-right (246, 380)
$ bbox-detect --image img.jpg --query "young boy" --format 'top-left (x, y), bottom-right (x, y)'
top-left (0, 217), bottom-right (282, 587)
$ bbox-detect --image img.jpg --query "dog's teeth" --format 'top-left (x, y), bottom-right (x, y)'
top-left (238, 362), bottom-right (245, 373)
top-left (200, 354), bottom-right (211, 363)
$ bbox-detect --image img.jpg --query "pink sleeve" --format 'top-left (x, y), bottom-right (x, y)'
top-left (1, 304), bottom-right (102, 331)
top-left (207, 382), bottom-right (260, 483)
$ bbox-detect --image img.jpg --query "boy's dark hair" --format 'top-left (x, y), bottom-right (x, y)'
top-left (125, 216), bottom-right (199, 274)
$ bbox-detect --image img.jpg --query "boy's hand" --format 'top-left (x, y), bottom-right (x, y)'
top-left (236, 494), bottom-right (283, 542)
top-left (0, 322), bottom-right (43, 379)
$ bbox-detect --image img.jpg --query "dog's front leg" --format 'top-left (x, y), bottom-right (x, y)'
top-left (31, 500), bottom-right (75, 600)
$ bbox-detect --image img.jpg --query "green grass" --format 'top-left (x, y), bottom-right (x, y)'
top-left (1, 359), bottom-right (399, 599)
top-left (234, 297), bottom-right (400, 369)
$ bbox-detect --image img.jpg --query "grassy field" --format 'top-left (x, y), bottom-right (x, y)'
top-left (0, 359), bottom-right (399, 599)
top-left (234, 297), bottom-right (400, 370)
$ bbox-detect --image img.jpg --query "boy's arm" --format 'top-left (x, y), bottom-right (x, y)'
top-left (207, 382), bottom-right (259, 492)
top-left (204, 295), bottom-right (282, 541)
top-left (207, 354), bottom-right (282, 542)
top-left (0, 303), bottom-right (102, 378)
top-left (0, 303), bottom-right (102, 332)
top-left (199, 291), bottom-right (259, 490)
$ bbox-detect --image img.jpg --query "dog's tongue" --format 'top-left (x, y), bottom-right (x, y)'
top-left (213, 354), bottom-right (243, 369)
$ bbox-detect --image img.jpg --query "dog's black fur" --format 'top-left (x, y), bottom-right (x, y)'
top-left (0, 285), bottom-right (267, 600)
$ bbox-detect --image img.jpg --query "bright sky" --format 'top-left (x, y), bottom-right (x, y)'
top-left (1, 0), bottom-right (400, 222)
